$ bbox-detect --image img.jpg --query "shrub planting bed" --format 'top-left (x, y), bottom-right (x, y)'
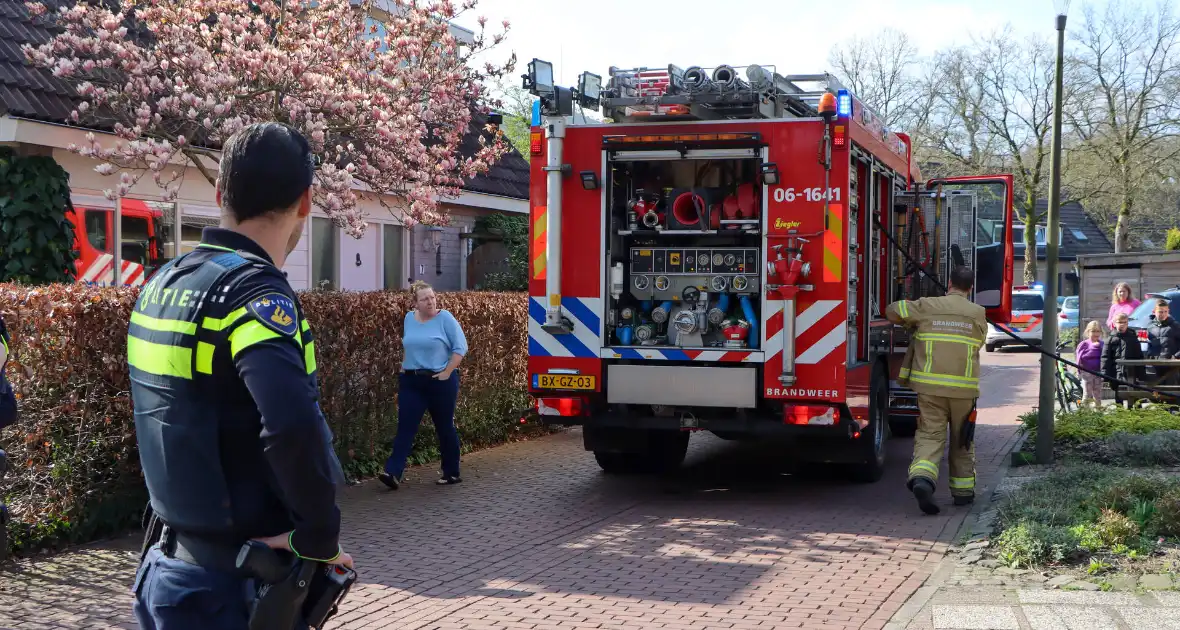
top-left (0, 283), bottom-right (542, 557)
top-left (993, 465), bottom-right (1180, 575)
top-left (1017, 406), bottom-right (1180, 466)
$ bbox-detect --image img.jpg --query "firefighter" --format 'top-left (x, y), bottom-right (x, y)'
top-left (128, 122), bottom-right (352, 630)
top-left (885, 266), bottom-right (987, 516)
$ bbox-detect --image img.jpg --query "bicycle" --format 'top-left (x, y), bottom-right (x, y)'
top-left (1054, 339), bottom-right (1084, 412)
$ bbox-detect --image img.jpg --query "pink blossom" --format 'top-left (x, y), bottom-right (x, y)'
top-left (21, 0), bottom-right (516, 232)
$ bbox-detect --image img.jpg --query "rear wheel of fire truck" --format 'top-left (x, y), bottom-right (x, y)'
top-left (592, 430), bottom-right (688, 475)
top-left (642, 430), bottom-right (690, 473)
top-left (985, 342), bottom-right (996, 353)
top-left (848, 364), bottom-right (890, 483)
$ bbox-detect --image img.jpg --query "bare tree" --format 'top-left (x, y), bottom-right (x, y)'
top-left (971, 29), bottom-right (1062, 283)
top-left (912, 46), bottom-right (1008, 177)
top-left (828, 28), bottom-right (925, 130)
top-left (1065, 0), bottom-right (1180, 252)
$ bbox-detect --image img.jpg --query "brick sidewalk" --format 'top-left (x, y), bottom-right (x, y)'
top-left (0, 352), bottom-right (1038, 630)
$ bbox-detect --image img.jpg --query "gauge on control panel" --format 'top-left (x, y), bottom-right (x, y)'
top-left (724, 254), bottom-right (736, 266)
top-left (712, 253), bottom-right (724, 266)
top-left (710, 275), bottom-right (728, 292)
top-left (633, 275), bottom-right (650, 290)
top-left (731, 276), bottom-right (749, 291)
top-left (697, 253), bottom-right (709, 266)
top-left (620, 306), bottom-right (635, 321)
top-left (654, 275), bottom-right (670, 291)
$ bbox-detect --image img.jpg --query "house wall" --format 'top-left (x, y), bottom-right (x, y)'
top-left (407, 206), bottom-right (480, 291)
top-left (1012, 255), bottom-right (1077, 296)
top-left (44, 144), bottom-right (521, 293)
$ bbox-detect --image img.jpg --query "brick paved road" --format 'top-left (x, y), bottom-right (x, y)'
top-left (0, 351), bottom-right (1038, 630)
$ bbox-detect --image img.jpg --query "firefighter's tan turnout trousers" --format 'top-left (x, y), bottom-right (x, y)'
top-left (885, 293), bottom-right (987, 500)
top-left (909, 394), bottom-right (976, 498)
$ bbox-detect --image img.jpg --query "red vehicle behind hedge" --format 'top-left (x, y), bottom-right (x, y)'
top-left (69, 198), bottom-right (166, 286)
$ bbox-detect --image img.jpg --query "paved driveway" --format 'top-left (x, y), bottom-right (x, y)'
top-left (0, 351), bottom-right (1039, 630)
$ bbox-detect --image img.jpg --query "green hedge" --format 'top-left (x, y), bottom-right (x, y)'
top-left (0, 284), bottom-right (540, 557)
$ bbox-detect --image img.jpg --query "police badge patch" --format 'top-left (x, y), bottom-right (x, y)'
top-left (248, 292), bottom-right (299, 336)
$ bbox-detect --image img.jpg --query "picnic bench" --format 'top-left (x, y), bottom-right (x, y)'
top-left (1113, 358), bottom-right (1180, 403)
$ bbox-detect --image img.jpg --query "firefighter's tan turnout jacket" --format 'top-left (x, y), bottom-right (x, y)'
top-left (886, 294), bottom-right (987, 399)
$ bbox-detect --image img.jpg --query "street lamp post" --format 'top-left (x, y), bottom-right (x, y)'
top-left (1036, 8), bottom-right (1069, 465)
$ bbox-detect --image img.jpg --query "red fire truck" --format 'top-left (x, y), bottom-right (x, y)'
top-left (69, 198), bottom-right (166, 286)
top-left (523, 61), bottom-right (1016, 481)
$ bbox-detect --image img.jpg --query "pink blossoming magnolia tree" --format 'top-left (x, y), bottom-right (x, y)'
top-left (23, 0), bottom-right (515, 236)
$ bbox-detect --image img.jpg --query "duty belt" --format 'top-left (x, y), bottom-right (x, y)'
top-left (159, 526), bottom-right (243, 574)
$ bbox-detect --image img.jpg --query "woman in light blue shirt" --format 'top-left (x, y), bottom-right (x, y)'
top-left (379, 281), bottom-right (469, 488)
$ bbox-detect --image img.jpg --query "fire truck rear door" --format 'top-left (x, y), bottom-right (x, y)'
top-left (925, 175), bottom-right (1016, 325)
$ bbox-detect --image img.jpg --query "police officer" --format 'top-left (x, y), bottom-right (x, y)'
top-left (886, 266), bottom-right (987, 516)
top-left (128, 122), bottom-right (353, 630)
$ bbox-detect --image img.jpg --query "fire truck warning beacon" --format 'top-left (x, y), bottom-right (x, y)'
top-left (521, 60), bottom-right (1018, 480)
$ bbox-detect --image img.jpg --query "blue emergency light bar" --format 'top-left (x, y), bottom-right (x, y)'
top-left (531, 99), bottom-right (541, 126)
top-left (836, 89), bottom-right (853, 118)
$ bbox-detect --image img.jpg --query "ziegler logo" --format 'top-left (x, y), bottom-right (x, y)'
top-left (773, 218), bottom-right (802, 230)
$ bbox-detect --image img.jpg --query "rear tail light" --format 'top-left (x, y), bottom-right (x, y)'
top-left (1137, 330), bottom-right (1149, 341)
top-left (536, 397), bottom-right (584, 417)
top-left (784, 404), bottom-right (839, 426)
top-left (530, 131), bottom-right (543, 156)
top-left (833, 124), bottom-right (846, 148)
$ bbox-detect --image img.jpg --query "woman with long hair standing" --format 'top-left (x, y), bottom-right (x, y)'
top-left (380, 280), bottom-right (468, 489)
top-left (1106, 282), bottom-right (1141, 332)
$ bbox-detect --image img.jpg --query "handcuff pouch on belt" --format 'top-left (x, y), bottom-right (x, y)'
top-left (236, 540), bottom-right (358, 630)
top-left (138, 505), bottom-right (357, 630)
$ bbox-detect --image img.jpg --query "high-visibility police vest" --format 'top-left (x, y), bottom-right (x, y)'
top-left (887, 294), bottom-right (988, 399)
top-left (127, 245), bottom-right (317, 536)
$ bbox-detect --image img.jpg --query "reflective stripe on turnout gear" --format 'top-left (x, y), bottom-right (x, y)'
top-left (908, 459), bottom-right (938, 482)
top-left (911, 394), bottom-right (977, 498)
top-left (950, 476), bottom-right (975, 490)
top-left (887, 294), bottom-right (987, 399)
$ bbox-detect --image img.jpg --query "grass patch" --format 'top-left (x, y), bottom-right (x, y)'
top-left (993, 464), bottom-right (1180, 568)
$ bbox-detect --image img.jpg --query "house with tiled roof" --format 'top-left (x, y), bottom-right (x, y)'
top-left (1012, 200), bottom-right (1115, 296)
top-left (0, 0), bottom-right (529, 292)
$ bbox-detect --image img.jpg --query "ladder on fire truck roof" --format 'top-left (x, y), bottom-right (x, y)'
top-left (601, 64), bottom-right (884, 125)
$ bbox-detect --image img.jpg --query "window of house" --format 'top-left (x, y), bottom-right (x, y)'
top-left (121, 216), bottom-right (151, 265)
top-left (312, 217), bottom-right (338, 289)
top-left (1070, 228), bottom-right (1089, 242)
top-left (83, 209), bottom-right (109, 252)
top-left (383, 224), bottom-right (404, 289)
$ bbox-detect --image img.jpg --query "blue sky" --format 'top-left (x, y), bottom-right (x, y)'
top-left (460, 0), bottom-right (1075, 90)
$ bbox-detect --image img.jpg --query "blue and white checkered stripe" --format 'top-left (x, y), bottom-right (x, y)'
top-left (528, 296), bottom-right (603, 358)
top-left (599, 348), bottom-right (765, 362)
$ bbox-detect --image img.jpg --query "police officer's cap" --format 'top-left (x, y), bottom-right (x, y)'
top-left (218, 122), bottom-right (318, 222)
